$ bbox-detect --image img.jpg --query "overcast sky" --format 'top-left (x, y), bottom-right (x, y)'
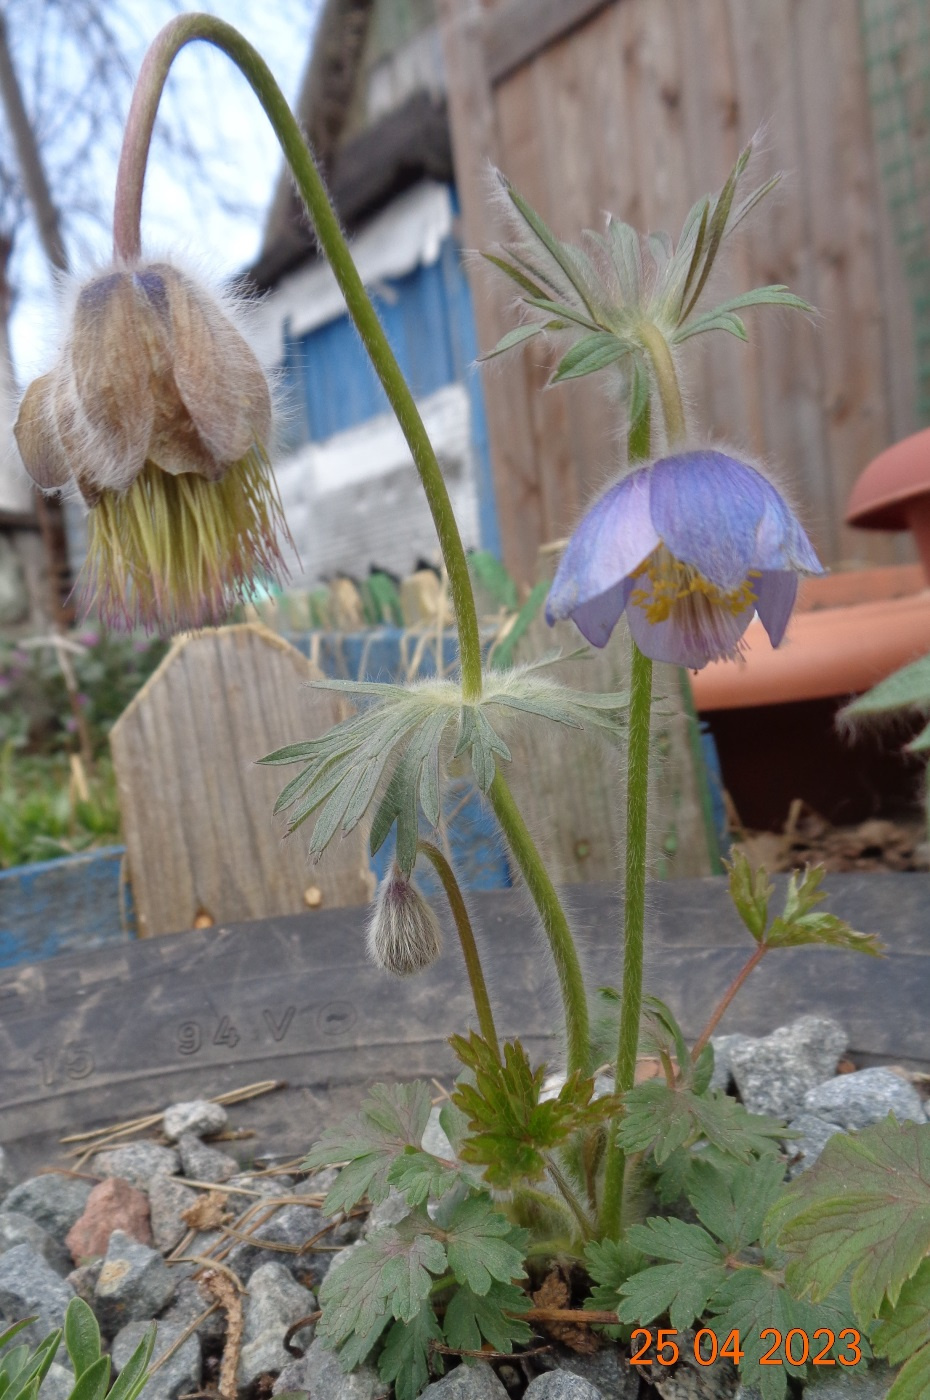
top-left (10, 0), bottom-right (321, 376)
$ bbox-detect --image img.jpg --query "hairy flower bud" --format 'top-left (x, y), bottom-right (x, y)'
top-left (15, 259), bottom-right (291, 631)
top-left (367, 867), bottom-right (443, 976)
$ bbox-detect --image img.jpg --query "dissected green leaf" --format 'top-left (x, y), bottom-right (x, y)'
top-left (302, 1080), bottom-right (434, 1214)
top-left (317, 1216), bottom-right (447, 1351)
top-left (443, 1280), bottom-right (533, 1353)
top-left (726, 848), bottom-right (773, 941)
top-left (707, 1270), bottom-right (859, 1400)
top-left (378, 1305), bottom-right (443, 1400)
top-left (583, 1237), bottom-right (644, 1335)
top-left (888, 1346), bottom-right (930, 1400)
top-left (617, 1080), bottom-right (786, 1165)
top-left (872, 1257), bottom-right (930, 1365)
top-left (618, 1217), bottom-right (729, 1330)
top-left (387, 1150), bottom-right (465, 1207)
top-left (443, 1194), bottom-right (528, 1295)
top-left (450, 1033), bottom-right (620, 1188)
top-left (765, 865), bottom-right (882, 954)
top-left (769, 1118), bottom-right (930, 1318)
top-left (688, 1155), bottom-right (787, 1254)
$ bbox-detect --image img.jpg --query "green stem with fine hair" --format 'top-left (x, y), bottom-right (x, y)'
top-left (601, 328), bottom-right (685, 1238)
top-left (113, 14), bottom-right (484, 703)
top-left (487, 770), bottom-right (589, 1077)
top-left (416, 839), bottom-right (499, 1059)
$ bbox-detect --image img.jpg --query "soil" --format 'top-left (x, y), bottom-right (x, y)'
top-left (732, 799), bottom-right (929, 874)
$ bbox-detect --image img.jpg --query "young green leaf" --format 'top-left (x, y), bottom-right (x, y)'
top-left (726, 848), bottom-right (773, 942)
top-left (618, 1217), bottom-right (729, 1331)
top-left (617, 1080), bottom-right (786, 1165)
top-left (768, 1117), bottom-right (930, 1319)
top-left (450, 1033), bottom-right (621, 1188)
top-left (687, 1155), bottom-right (787, 1255)
top-left (378, 1305), bottom-right (444, 1400)
top-left (317, 1216), bottom-right (447, 1352)
top-left (443, 1279), bottom-right (533, 1354)
top-left (765, 866), bottom-right (882, 954)
top-left (64, 1355), bottom-right (110, 1400)
top-left (442, 1194), bottom-right (528, 1295)
top-left (582, 1238), bottom-right (643, 1336)
top-left (387, 1150), bottom-right (465, 1207)
top-left (302, 1080), bottom-right (434, 1214)
top-left (105, 1324), bottom-right (156, 1400)
top-left (0, 1326), bottom-right (36, 1357)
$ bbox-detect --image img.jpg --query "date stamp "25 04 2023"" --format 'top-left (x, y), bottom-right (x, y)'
top-left (630, 1328), bottom-right (864, 1369)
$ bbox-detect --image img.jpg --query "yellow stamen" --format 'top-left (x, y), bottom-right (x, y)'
top-left (630, 545), bottom-right (759, 624)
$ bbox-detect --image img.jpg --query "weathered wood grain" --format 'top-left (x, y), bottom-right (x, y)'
top-left (438, 0), bottom-right (918, 582)
top-left (110, 624), bottom-right (373, 938)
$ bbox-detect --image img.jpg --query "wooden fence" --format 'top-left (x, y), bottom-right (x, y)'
top-left (438, 0), bottom-right (918, 584)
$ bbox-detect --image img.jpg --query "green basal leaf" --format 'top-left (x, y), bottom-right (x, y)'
top-left (387, 1150), bottom-right (465, 1207)
top-left (105, 1324), bottom-right (156, 1400)
top-left (442, 1194), bottom-right (528, 1294)
top-left (687, 1155), bottom-right (786, 1254)
top-left (617, 1079), bottom-right (785, 1165)
top-left (619, 1218), bottom-right (729, 1330)
top-left (378, 1305), bottom-right (443, 1400)
top-left (583, 1237), bottom-right (644, 1336)
top-left (887, 1346), bottom-right (930, 1400)
top-left (767, 1117), bottom-right (930, 1320)
top-left (450, 1033), bottom-right (621, 1189)
top-left (0, 1324), bottom-right (36, 1356)
top-left (842, 652), bottom-right (930, 718)
top-left (65, 1356), bottom-right (110, 1400)
top-left (302, 1080), bottom-right (434, 1214)
top-left (317, 1214), bottom-right (447, 1352)
top-left (443, 1279), bottom-right (533, 1353)
top-left (871, 1257), bottom-right (930, 1366)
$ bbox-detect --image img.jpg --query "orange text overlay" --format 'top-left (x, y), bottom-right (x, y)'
top-left (630, 1328), bottom-right (863, 1369)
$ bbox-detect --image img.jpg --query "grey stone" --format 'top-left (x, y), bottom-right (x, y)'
top-left (112, 1318), bottom-right (200, 1400)
top-left (804, 1068), bottom-right (925, 1131)
top-left (541, 1347), bottom-right (637, 1400)
top-left (90, 1142), bottom-right (179, 1191)
top-left (41, 1362), bottom-right (76, 1400)
top-left (525, 1374), bottom-right (602, 1400)
top-left (364, 1187), bottom-right (410, 1235)
top-left (303, 1167), bottom-right (340, 1196)
top-left (0, 1210), bottom-right (71, 1274)
top-left (237, 1262), bottom-right (316, 1388)
top-left (0, 1243), bottom-right (75, 1346)
top-left (727, 1016), bottom-right (848, 1120)
top-left (227, 1176), bottom-right (293, 1197)
top-left (2, 1176), bottom-right (93, 1243)
top-left (784, 1114), bottom-right (845, 1175)
top-left (176, 1134), bottom-right (238, 1184)
top-left (0, 1148), bottom-right (17, 1196)
top-left (272, 1338), bottom-right (381, 1400)
top-left (146, 1176), bottom-right (199, 1254)
top-left (94, 1230), bottom-right (175, 1335)
top-left (422, 1106), bottom-right (454, 1160)
top-left (67, 1260), bottom-right (103, 1303)
top-left (803, 1360), bottom-right (896, 1398)
top-left (160, 1277), bottom-right (227, 1346)
top-left (422, 1362), bottom-right (509, 1400)
top-left (162, 1100), bottom-right (228, 1142)
top-left (226, 1203), bottom-right (329, 1288)
top-left (708, 1035), bottom-right (743, 1092)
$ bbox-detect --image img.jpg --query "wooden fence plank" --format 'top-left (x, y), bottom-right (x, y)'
top-left (110, 624), bottom-right (373, 937)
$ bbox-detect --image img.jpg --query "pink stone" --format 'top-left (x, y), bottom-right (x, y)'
top-left (66, 1177), bottom-right (152, 1263)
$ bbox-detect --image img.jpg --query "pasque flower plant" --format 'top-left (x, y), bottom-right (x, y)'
top-left (25, 16), bottom-right (921, 1398)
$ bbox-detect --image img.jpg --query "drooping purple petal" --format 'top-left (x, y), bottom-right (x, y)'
top-left (754, 570), bottom-right (798, 648)
top-left (563, 579), bottom-right (633, 648)
top-left (649, 451), bottom-right (766, 590)
top-left (547, 470), bottom-right (657, 618)
top-left (625, 571), bottom-right (755, 668)
top-left (753, 483), bottom-right (824, 574)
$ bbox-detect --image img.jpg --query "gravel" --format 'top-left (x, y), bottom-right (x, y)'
top-left (93, 1230), bottom-right (175, 1335)
top-left (162, 1101), bottom-right (228, 1142)
top-left (237, 1262), bottom-right (316, 1390)
top-left (0, 1243), bottom-right (75, 1345)
top-left (803, 1066), bottom-right (926, 1130)
top-left (0, 1209), bottom-right (72, 1274)
top-left (176, 1134), bottom-right (238, 1183)
top-left (726, 1016), bottom-right (848, 1120)
top-left (90, 1142), bottom-right (180, 1191)
top-left (272, 1337), bottom-right (382, 1400)
top-left (420, 1362), bottom-right (509, 1400)
top-left (112, 1318), bottom-right (200, 1400)
top-left (1, 1176), bottom-right (94, 1243)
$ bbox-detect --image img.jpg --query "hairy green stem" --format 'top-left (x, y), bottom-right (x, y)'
top-left (416, 839), bottom-right (499, 1059)
top-left (114, 15), bottom-right (483, 701)
top-left (545, 1155), bottom-right (595, 1242)
top-left (487, 771), bottom-right (589, 1076)
top-left (638, 322), bottom-right (686, 446)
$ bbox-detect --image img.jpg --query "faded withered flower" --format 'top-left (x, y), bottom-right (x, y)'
top-left (367, 866), bottom-right (443, 976)
top-left (15, 260), bottom-right (291, 631)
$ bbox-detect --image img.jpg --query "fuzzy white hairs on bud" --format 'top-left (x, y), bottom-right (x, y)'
top-left (367, 866), bottom-right (443, 976)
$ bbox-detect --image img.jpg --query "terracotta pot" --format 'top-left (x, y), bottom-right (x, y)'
top-left (846, 426), bottom-right (930, 581)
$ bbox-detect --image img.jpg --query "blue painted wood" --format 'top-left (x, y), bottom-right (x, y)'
top-left (0, 846), bottom-right (134, 967)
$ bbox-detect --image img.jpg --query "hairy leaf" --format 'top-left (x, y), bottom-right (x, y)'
top-left (64, 1298), bottom-right (100, 1376)
top-left (583, 1238), bottom-right (644, 1335)
top-left (688, 1155), bottom-right (787, 1254)
top-left (443, 1194), bottom-right (528, 1295)
top-left (842, 653), bottom-right (930, 718)
top-left (481, 322), bottom-right (547, 359)
top-left (618, 1218), bottom-right (729, 1330)
top-left (318, 1216), bottom-right (447, 1352)
top-left (707, 1270), bottom-right (859, 1400)
top-left (451, 1033), bottom-right (621, 1188)
top-left (766, 865), bottom-right (882, 954)
top-left (387, 1150), bottom-right (465, 1207)
top-left (888, 1346), bottom-right (930, 1400)
top-left (302, 1080), bottom-right (434, 1214)
top-left (443, 1279), bottom-right (533, 1353)
top-left (379, 1303), bottom-right (444, 1400)
top-left (768, 1117), bottom-right (930, 1319)
top-left (617, 1080), bottom-right (785, 1164)
top-left (551, 333), bottom-right (630, 382)
top-left (871, 1257), bottom-right (930, 1366)
top-left (726, 848), bottom-right (773, 941)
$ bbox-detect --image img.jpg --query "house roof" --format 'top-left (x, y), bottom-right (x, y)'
top-left (246, 0), bottom-right (452, 291)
